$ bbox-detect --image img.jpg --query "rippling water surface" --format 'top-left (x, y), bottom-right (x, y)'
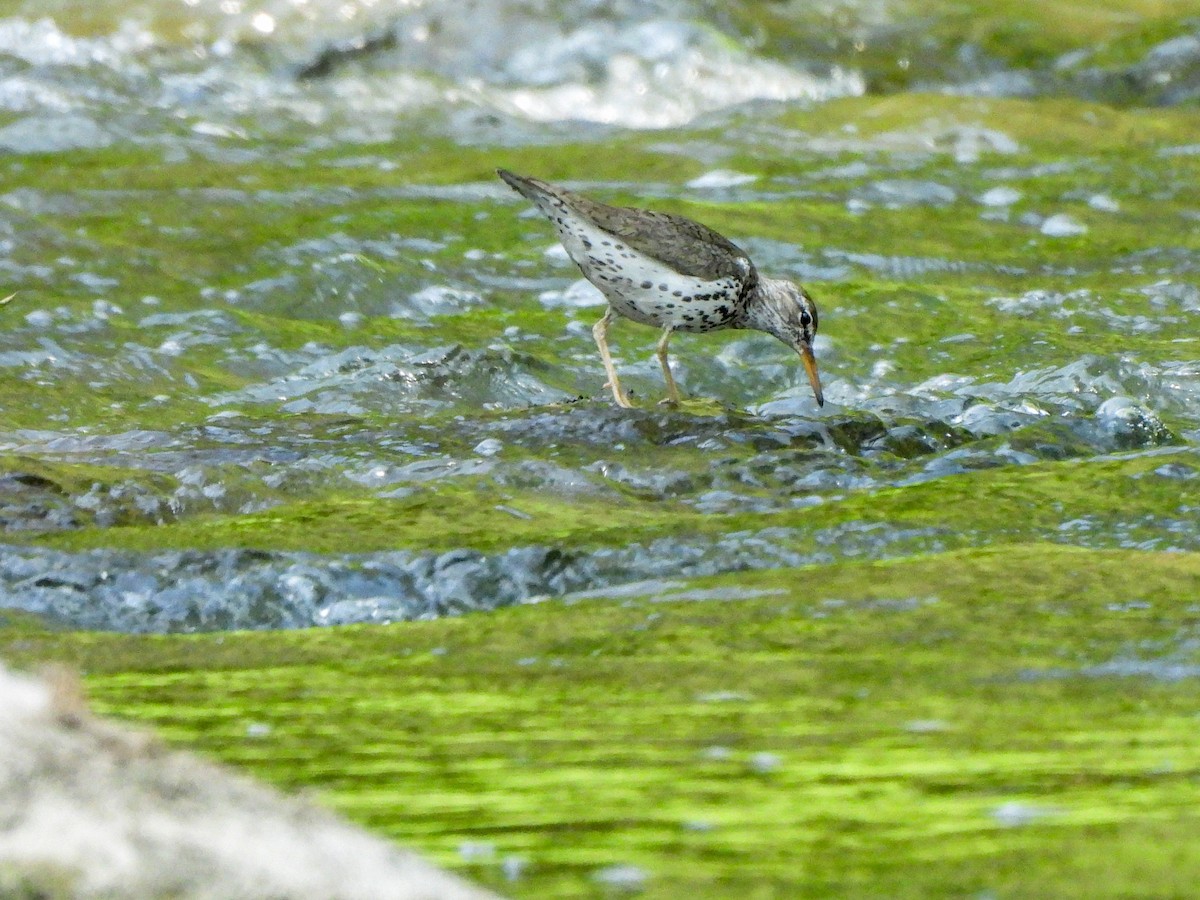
top-left (0, 0), bottom-right (1198, 632)
top-left (5, 3), bottom-right (1200, 898)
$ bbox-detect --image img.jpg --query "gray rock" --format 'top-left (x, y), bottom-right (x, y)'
top-left (0, 662), bottom-right (497, 899)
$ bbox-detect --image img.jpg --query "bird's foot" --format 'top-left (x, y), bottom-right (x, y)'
top-left (603, 381), bottom-right (634, 409)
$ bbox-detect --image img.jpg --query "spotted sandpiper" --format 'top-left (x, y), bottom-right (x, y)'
top-left (497, 169), bottom-right (824, 409)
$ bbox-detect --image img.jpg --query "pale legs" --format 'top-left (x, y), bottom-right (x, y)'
top-left (591, 311), bottom-right (681, 407)
top-left (592, 307), bottom-right (633, 408)
top-left (656, 324), bottom-right (680, 405)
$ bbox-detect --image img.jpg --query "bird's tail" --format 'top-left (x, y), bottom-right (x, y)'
top-left (495, 168), bottom-right (558, 206)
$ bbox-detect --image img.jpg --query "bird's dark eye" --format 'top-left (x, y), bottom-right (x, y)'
top-left (800, 311), bottom-right (812, 327)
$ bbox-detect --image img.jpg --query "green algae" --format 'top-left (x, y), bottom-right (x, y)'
top-left (5, 92), bottom-right (1198, 435)
top-left (24, 446), bottom-right (1197, 555)
top-left (4, 29), bottom-right (1200, 897)
top-left (5, 544), bottom-right (1200, 897)
top-left (729, 0), bottom-right (1200, 97)
top-left (0, 865), bottom-right (77, 900)
top-left (0, 454), bottom-right (175, 499)
top-left (27, 476), bottom-right (683, 554)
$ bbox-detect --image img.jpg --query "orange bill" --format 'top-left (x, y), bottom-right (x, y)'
top-left (798, 343), bottom-right (824, 407)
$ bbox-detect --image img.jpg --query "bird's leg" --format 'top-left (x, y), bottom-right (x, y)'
top-left (655, 325), bottom-right (680, 405)
top-left (592, 308), bottom-right (633, 408)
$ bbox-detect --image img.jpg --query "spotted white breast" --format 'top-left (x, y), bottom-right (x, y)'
top-left (550, 207), bottom-right (747, 333)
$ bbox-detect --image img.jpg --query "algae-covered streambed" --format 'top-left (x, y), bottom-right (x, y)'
top-left (7, 545), bottom-right (1200, 896)
top-left (2, 0), bottom-right (1200, 895)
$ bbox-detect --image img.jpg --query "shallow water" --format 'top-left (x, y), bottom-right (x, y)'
top-left (0, 0), bottom-right (1199, 633)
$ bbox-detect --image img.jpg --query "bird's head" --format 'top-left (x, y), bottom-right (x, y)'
top-left (746, 278), bottom-right (824, 407)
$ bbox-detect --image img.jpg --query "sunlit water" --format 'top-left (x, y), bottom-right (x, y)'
top-left (1, 0), bottom-right (1198, 630)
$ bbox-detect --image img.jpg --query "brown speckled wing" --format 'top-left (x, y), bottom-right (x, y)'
top-left (567, 193), bottom-right (757, 289)
top-left (497, 169), bottom-right (757, 288)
